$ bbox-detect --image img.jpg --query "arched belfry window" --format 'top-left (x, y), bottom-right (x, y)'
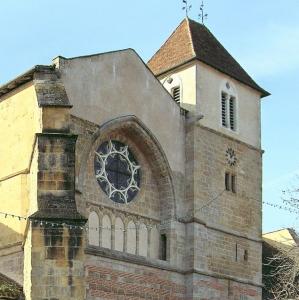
top-left (220, 81), bottom-right (237, 131)
top-left (162, 74), bottom-right (182, 104)
top-left (171, 86), bottom-right (181, 103)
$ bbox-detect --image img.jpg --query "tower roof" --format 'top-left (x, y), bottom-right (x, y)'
top-left (148, 18), bottom-right (269, 97)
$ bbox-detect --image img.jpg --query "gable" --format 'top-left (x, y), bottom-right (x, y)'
top-left (54, 49), bottom-right (185, 172)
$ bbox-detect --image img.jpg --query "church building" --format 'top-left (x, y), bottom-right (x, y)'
top-left (0, 18), bottom-right (269, 300)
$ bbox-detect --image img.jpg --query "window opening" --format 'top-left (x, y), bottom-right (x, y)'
top-left (160, 234), bottom-right (167, 261)
top-left (231, 174), bottom-right (236, 193)
top-left (221, 92), bottom-right (228, 127)
top-left (225, 173), bottom-right (237, 193)
top-left (221, 87), bottom-right (237, 131)
top-left (225, 172), bottom-right (230, 191)
top-left (172, 86), bottom-right (181, 103)
top-left (229, 96), bottom-right (236, 130)
top-left (244, 249), bottom-right (248, 262)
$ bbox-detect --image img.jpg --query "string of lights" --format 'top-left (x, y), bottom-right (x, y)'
top-left (0, 210), bottom-right (166, 231)
top-left (0, 188), bottom-right (227, 231)
top-left (1, 196), bottom-right (298, 232)
top-left (262, 201), bottom-right (299, 215)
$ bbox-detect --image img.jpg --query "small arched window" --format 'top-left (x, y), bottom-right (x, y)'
top-left (102, 215), bottom-right (112, 249)
top-left (114, 217), bottom-right (124, 252)
top-left (88, 212), bottom-right (99, 246)
top-left (138, 223), bottom-right (148, 257)
top-left (150, 227), bottom-right (160, 259)
top-left (221, 81), bottom-right (237, 131)
top-left (126, 220), bottom-right (137, 254)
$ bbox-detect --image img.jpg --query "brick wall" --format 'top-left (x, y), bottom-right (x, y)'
top-left (86, 256), bottom-right (186, 299)
top-left (185, 273), bottom-right (262, 300)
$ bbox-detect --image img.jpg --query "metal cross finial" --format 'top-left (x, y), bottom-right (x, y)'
top-left (182, 0), bottom-right (192, 17)
top-left (199, 0), bottom-right (208, 24)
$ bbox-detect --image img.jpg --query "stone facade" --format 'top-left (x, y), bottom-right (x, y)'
top-left (0, 18), bottom-right (268, 300)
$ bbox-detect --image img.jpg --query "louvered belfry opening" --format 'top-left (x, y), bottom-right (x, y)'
top-left (172, 86), bottom-right (181, 103)
top-left (221, 92), bottom-right (236, 131)
top-left (229, 96), bottom-right (236, 131)
top-left (221, 92), bottom-right (228, 127)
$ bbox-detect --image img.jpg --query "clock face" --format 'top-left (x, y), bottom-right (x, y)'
top-left (226, 148), bottom-right (237, 166)
top-left (94, 140), bottom-right (141, 204)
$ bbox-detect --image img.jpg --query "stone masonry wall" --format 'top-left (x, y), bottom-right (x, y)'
top-left (71, 115), bottom-right (176, 221)
top-left (71, 115), bottom-right (190, 298)
top-left (71, 115), bottom-right (186, 266)
top-left (29, 223), bottom-right (85, 300)
top-left (184, 123), bottom-right (263, 299)
top-left (185, 273), bottom-right (262, 300)
top-left (192, 124), bottom-right (262, 239)
top-left (70, 113), bottom-right (263, 299)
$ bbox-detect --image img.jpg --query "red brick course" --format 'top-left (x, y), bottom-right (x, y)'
top-left (86, 265), bottom-right (185, 299)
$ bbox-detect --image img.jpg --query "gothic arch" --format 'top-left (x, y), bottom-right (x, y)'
top-left (77, 115), bottom-right (177, 220)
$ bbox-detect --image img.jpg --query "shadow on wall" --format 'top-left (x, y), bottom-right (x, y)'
top-left (0, 223), bottom-right (24, 285)
top-left (0, 223), bottom-right (23, 248)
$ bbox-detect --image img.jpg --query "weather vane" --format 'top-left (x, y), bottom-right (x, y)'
top-left (199, 1), bottom-right (208, 24)
top-left (182, 0), bottom-right (192, 17)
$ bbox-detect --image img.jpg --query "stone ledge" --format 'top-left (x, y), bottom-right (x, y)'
top-left (195, 123), bottom-right (264, 154)
top-left (29, 211), bottom-right (87, 223)
top-left (178, 217), bottom-right (262, 243)
top-left (183, 269), bottom-right (263, 288)
top-left (85, 246), bottom-right (177, 273)
top-left (85, 246), bottom-right (263, 288)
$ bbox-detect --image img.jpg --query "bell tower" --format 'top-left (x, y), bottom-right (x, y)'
top-left (148, 18), bottom-right (269, 300)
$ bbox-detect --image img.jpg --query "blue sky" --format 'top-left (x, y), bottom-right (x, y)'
top-left (1, 0), bottom-right (298, 232)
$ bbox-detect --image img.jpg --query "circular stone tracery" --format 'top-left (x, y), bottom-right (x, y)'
top-left (94, 140), bottom-right (141, 204)
top-left (226, 148), bottom-right (237, 166)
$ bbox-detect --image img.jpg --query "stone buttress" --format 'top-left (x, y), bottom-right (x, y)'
top-left (24, 68), bottom-right (86, 300)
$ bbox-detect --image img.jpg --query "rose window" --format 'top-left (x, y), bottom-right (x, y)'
top-left (94, 140), bottom-right (141, 203)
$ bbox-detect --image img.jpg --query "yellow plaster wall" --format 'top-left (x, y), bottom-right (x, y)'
top-left (263, 229), bottom-right (297, 246)
top-left (0, 83), bottom-right (41, 245)
top-left (0, 176), bottom-right (27, 244)
top-left (0, 83), bottom-right (41, 179)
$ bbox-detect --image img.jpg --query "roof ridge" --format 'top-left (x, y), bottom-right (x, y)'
top-left (188, 19), bottom-right (269, 97)
top-left (148, 18), bottom-right (189, 65)
top-left (186, 18), bottom-right (196, 58)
